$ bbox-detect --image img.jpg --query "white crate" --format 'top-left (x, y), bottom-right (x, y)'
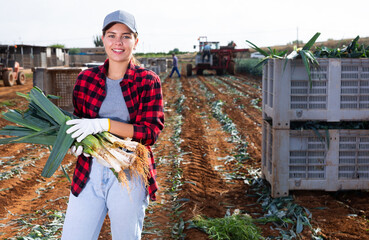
top-left (263, 58), bottom-right (369, 129)
top-left (262, 120), bottom-right (369, 198)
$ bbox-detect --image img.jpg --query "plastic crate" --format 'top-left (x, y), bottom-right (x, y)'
top-left (263, 58), bottom-right (369, 129)
top-left (33, 67), bottom-right (85, 112)
top-left (262, 120), bottom-right (369, 197)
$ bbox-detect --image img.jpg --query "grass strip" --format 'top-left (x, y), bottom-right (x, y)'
top-left (190, 214), bottom-right (263, 240)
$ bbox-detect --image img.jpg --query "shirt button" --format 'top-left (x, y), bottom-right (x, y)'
top-left (94, 107), bottom-right (98, 112)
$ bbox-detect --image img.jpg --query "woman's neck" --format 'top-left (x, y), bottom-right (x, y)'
top-left (107, 60), bottom-right (129, 80)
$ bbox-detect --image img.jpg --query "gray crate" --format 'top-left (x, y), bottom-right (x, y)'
top-left (33, 67), bottom-right (85, 112)
top-left (262, 120), bottom-right (369, 197)
top-left (263, 58), bottom-right (369, 128)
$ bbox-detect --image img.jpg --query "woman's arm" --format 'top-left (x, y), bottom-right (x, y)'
top-left (109, 120), bottom-right (134, 139)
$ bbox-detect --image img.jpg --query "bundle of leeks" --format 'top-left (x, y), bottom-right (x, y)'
top-left (0, 87), bottom-right (149, 188)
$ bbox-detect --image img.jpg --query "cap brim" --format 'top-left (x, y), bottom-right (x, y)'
top-left (103, 21), bottom-right (137, 34)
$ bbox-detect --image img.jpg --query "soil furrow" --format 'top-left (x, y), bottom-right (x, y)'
top-left (141, 76), bottom-right (183, 239)
top-left (197, 75), bottom-right (262, 164)
top-left (177, 74), bottom-right (267, 239)
top-left (218, 76), bottom-right (261, 100)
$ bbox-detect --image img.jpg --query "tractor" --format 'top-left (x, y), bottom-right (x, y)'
top-left (0, 45), bottom-right (26, 86)
top-left (186, 36), bottom-right (249, 76)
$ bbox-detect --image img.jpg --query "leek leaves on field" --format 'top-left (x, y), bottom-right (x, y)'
top-left (0, 87), bottom-right (149, 187)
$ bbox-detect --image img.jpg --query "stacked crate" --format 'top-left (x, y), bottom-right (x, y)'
top-left (262, 58), bottom-right (369, 197)
top-left (33, 67), bottom-right (85, 112)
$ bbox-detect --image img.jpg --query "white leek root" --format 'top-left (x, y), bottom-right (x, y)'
top-left (81, 133), bottom-right (149, 190)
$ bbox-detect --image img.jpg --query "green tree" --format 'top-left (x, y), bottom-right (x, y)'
top-left (94, 35), bottom-right (103, 47)
top-left (49, 44), bottom-right (65, 48)
top-left (168, 48), bottom-right (179, 55)
top-left (69, 48), bottom-right (81, 55)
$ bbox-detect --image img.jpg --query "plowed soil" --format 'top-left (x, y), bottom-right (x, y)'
top-left (0, 67), bottom-right (368, 240)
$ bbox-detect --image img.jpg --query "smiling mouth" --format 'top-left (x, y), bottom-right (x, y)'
top-left (112, 49), bottom-right (124, 53)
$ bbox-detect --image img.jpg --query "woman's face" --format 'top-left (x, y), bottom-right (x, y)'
top-left (102, 23), bottom-right (138, 64)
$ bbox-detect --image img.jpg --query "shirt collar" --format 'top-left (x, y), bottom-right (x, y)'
top-left (99, 59), bottom-right (136, 85)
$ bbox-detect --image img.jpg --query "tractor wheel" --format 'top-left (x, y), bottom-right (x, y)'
top-left (186, 64), bottom-right (193, 76)
top-left (196, 69), bottom-right (203, 75)
top-left (227, 61), bottom-right (235, 75)
top-left (3, 71), bottom-right (16, 86)
top-left (17, 71), bottom-right (26, 85)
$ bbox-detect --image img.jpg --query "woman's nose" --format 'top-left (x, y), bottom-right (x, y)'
top-left (114, 37), bottom-right (124, 44)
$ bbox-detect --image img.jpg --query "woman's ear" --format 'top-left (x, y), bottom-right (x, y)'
top-left (134, 38), bottom-right (139, 50)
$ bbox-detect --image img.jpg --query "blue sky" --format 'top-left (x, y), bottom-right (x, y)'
top-left (1, 0), bottom-right (368, 53)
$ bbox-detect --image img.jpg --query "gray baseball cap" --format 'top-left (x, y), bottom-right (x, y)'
top-left (102, 10), bottom-right (137, 34)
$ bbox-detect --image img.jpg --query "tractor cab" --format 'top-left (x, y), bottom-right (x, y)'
top-left (195, 36), bottom-right (219, 66)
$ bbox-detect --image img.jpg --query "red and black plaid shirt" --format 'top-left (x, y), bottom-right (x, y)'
top-left (70, 59), bottom-right (164, 201)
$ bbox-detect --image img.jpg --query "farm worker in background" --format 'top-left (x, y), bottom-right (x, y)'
top-left (61, 9), bottom-right (164, 240)
top-left (202, 42), bottom-right (211, 62)
top-left (169, 53), bottom-right (181, 78)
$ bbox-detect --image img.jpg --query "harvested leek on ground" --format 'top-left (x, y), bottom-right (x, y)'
top-left (0, 86), bottom-right (149, 188)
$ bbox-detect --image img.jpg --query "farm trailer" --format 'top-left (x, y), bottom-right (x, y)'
top-left (186, 36), bottom-right (249, 76)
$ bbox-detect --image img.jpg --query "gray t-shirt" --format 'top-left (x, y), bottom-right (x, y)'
top-left (98, 77), bottom-right (130, 123)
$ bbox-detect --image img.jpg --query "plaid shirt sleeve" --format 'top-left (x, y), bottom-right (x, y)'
top-left (131, 70), bottom-right (164, 146)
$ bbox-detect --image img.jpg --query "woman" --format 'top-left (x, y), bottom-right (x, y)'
top-left (61, 10), bottom-right (164, 240)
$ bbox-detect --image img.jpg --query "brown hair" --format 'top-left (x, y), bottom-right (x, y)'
top-left (102, 22), bottom-right (140, 66)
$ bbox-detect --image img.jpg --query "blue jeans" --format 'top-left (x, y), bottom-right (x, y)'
top-left (169, 66), bottom-right (181, 77)
top-left (61, 158), bottom-right (149, 240)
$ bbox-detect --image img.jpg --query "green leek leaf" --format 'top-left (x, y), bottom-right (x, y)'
top-left (300, 51), bottom-right (312, 86)
top-left (28, 102), bottom-right (59, 126)
top-left (0, 135), bottom-right (56, 145)
top-left (14, 125), bottom-right (59, 143)
top-left (246, 40), bottom-right (269, 56)
top-left (29, 87), bottom-right (66, 125)
top-left (0, 126), bottom-right (38, 137)
top-left (302, 32), bottom-right (321, 51)
top-left (2, 110), bottom-right (44, 131)
top-left (61, 165), bottom-right (71, 183)
top-left (41, 119), bottom-right (74, 178)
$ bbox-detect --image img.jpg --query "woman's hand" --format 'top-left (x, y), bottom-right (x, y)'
top-left (69, 145), bottom-right (112, 168)
top-left (66, 118), bottom-right (111, 142)
top-left (69, 145), bottom-right (90, 157)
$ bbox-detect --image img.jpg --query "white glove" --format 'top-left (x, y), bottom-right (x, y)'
top-left (66, 118), bottom-right (110, 142)
top-left (69, 145), bottom-right (90, 157)
top-left (69, 145), bottom-right (111, 168)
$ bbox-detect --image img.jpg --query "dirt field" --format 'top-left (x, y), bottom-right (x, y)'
top-left (0, 67), bottom-right (369, 239)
